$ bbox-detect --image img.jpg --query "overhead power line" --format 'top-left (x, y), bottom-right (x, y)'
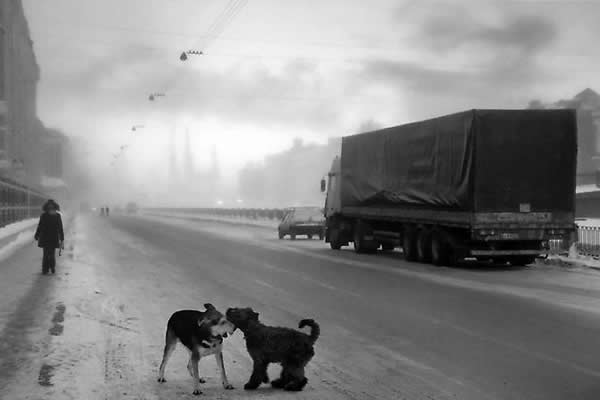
top-left (160, 0), bottom-right (248, 93)
top-left (38, 20), bottom-right (404, 51)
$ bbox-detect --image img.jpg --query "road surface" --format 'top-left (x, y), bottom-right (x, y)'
top-left (1, 213), bottom-right (600, 399)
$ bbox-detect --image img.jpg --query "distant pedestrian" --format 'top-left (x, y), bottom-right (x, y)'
top-left (34, 199), bottom-right (64, 275)
top-left (106, 206), bottom-right (110, 217)
top-left (100, 207), bottom-right (105, 216)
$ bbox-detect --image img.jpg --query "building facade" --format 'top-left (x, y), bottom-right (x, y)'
top-left (0, 0), bottom-right (43, 186)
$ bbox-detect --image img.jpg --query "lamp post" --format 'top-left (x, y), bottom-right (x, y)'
top-left (180, 50), bottom-right (204, 61)
top-left (149, 93), bottom-right (166, 101)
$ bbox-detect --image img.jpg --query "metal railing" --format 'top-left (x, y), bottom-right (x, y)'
top-left (150, 207), bottom-right (287, 221)
top-left (576, 225), bottom-right (600, 257)
top-left (0, 177), bottom-right (47, 228)
top-left (548, 239), bottom-right (566, 255)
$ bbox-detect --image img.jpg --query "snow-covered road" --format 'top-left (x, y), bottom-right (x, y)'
top-left (2, 214), bottom-right (600, 399)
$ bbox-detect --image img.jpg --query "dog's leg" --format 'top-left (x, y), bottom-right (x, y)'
top-left (283, 365), bottom-right (308, 392)
top-left (244, 358), bottom-right (268, 390)
top-left (271, 364), bottom-right (292, 389)
top-left (187, 357), bottom-right (193, 377)
top-left (187, 356), bottom-right (206, 383)
top-left (191, 350), bottom-right (202, 395)
top-left (157, 328), bottom-right (177, 383)
top-left (215, 351), bottom-right (234, 390)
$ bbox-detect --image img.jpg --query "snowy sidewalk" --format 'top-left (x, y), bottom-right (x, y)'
top-left (0, 215), bottom-right (294, 399)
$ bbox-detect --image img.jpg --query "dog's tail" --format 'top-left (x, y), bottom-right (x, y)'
top-left (299, 319), bottom-right (320, 344)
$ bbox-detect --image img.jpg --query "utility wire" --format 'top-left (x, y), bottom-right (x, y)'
top-left (38, 20), bottom-right (403, 51)
top-left (160, 0), bottom-right (248, 95)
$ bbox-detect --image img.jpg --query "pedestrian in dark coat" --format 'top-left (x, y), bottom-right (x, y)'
top-left (34, 199), bottom-right (64, 274)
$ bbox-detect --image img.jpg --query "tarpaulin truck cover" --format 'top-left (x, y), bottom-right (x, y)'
top-left (340, 109), bottom-right (577, 214)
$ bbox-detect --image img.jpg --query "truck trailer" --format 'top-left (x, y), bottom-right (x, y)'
top-left (323, 109), bottom-right (577, 266)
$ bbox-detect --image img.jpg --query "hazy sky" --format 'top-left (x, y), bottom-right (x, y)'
top-left (23, 0), bottom-right (600, 182)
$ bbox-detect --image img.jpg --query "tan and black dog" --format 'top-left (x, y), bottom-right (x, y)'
top-left (158, 304), bottom-right (236, 395)
top-left (226, 307), bottom-right (320, 391)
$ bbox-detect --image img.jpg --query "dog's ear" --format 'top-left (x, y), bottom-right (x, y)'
top-left (204, 303), bottom-right (215, 311)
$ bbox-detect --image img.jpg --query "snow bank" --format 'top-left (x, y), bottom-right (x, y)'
top-left (0, 219), bottom-right (38, 264)
top-left (0, 230), bottom-right (36, 263)
top-left (0, 218), bottom-right (37, 241)
top-left (0, 214), bottom-right (69, 264)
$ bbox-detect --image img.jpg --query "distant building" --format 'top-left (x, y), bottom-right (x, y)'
top-left (237, 137), bottom-right (341, 207)
top-left (163, 127), bottom-right (222, 206)
top-left (528, 88), bottom-right (600, 186)
top-left (39, 128), bottom-right (69, 203)
top-left (42, 128), bottom-right (67, 179)
top-left (0, 0), bottom-right (42, 185)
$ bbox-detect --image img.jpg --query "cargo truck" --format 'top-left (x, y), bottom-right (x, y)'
top-left (322, 109), bottom-right (577, 266)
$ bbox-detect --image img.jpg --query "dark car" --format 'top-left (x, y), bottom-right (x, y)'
top-left (278, 207), bottom-right (325, 240)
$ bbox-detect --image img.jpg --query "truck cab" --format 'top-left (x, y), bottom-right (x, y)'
top-left (324, 156), bottom-right (342, 219)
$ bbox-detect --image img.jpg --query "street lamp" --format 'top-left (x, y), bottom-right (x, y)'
top-left (180, 50), bottom-right (204, 61)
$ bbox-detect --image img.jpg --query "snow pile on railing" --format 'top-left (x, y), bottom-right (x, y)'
top-left (0, 218), bottom-right (38, 263)
top-left (148, 207), bottom-right (286, 220)
top-left (0, 218), bottom-right (37, 241)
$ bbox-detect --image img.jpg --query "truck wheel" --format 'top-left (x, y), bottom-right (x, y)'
top-left (416, 230), bottom-right (432, 263)
top-left (381, 243), bottom-right (395, 251)
top-left (307, 234), bottom-right (313, 239)
top-left (290, 233), bottom-right (296, 240)
top-left (353, 227), bottom-right (365, 253)
top-left (403, 229), bottom-right (418, 261)
top-left (329, 228), bottom-right (342, 250)
top-left (353, 221), bottom-right (377, 254)
top-left (431, 232), bottom-right (449, 266)
top-left (319, 232), bottom-right (324, 240)
top-left (278, 230), bottom-right (284, 240)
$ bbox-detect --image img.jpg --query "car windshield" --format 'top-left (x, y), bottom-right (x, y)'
top-left (292, 208), bottom-right (324, 222)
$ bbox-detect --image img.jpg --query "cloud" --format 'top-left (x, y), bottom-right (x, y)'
top-left (362, 3), bottom-right (560, 106)
top-left (477, 16), bottom-right (557, 51)
top-left (421, 13), bottom-right (558, 54)
top-left (363, 60), bottom-right (466, 93)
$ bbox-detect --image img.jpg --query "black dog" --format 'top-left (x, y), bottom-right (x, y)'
top-left (226, 307), bottom-right (320, 391)
top-left (158, 304), bottom-right (236, 395)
